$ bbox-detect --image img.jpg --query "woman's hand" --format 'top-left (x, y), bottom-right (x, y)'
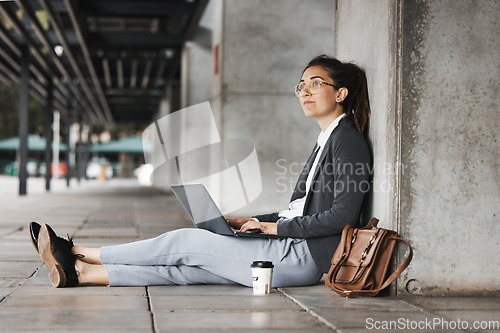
top-left (227, 218), bottom-right (277, 235)
top-left (226, 218), bottom-right (253, 229)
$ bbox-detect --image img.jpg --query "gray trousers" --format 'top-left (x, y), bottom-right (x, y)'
top-left (100, 228), bottom-right (322, 287)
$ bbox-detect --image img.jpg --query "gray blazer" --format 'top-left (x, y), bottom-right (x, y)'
top-left (254, 118), bottom-right (371, 273)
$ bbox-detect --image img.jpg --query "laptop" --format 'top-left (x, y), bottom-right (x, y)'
top-left (171, 183), bottom-right (280, 239)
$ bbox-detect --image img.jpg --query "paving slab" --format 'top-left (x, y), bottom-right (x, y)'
top-left (13, 284), bottom-right (147, 297)
top-left (168, 330), bottom-right (330, 333)
top-left (137, 217), bottom-right (191, 226)
top-left (402, 296), bottom-right (500, 310)
top-left (0, 287), bottom-right (15, 299)
top-left (149, 284), bottom-right (254, 296)
top-left (22, 265), bottom-right (54, 286)
top-left (282, 293), bottom-right (416, 311)
top-left (0, 261), bottom-right (38, 278)
top-left (5, 330), bottom-right (148, 333)
top-left (281, 285), bottom-right (415, 311)
top-left (0, 241), bottom-right (40, 261)
top-left (139, 229), bottom-right (183, 239)
top-left (85, 219), bottom-right (136, 227)
top-left (0, 226), bottom-right (20, 237)
top-left (2, 294), bottom-right (149, 312)
top-left (312, 308), bottom-right (441, 330)
top-left (0, 278), bottom-right (27, 288)
top-left (154, 311), bottom-right (330, 331)
top-left (0, 309), bottom-right (153, 331)
top-left (151, 294), bottom-right (301, 312)
top-left (75, 227), bottom-right (139, 238)
top-left (72, 240), bottom-right (140, 250)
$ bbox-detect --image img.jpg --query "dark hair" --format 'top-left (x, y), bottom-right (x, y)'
top-left (303, 55), bottom-right (371, 135)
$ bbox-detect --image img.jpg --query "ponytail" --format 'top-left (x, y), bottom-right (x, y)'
top-left (303, 55), bottom-right (371, 136)
top-left (341, 63), bottom-right (371, 135)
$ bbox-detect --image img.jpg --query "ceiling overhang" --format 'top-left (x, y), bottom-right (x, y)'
top-left (0, 0), bottom-right (208, 127)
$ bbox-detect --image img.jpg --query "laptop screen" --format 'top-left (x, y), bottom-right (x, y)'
top-left (171, 184), bottom-right (224, 225)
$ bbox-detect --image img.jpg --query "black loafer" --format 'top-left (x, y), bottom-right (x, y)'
top-left (29, 221), bottom-right (41, 253)
top-left (38, 224), bottom-right (80, 288)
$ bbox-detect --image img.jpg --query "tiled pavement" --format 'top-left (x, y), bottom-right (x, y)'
top-left (0, 176), bottom-right (498, 332)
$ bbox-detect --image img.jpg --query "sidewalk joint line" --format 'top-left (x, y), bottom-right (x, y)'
top-left (277, 288), bottom-right (340, 332)
top-left (0, 265), bottom-right (41, 305)
top-left (146, 286), bottom-right (158, 333)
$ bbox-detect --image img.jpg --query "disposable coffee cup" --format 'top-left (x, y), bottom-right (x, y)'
top-left (251, 261), bottom-right (274, 295)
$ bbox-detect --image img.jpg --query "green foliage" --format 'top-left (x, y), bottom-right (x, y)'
top-left (0, 83), bottom-right (19, 139)
top-left (0, 83), bottom-right (46, 140)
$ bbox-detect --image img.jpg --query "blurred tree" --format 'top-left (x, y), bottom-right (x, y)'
top-left (89, 122), bottom-right (141, 142)
top-left (0, 83), bottom-right (45, 140)
top-left (0, 83), bottom-right (19, 139)
top-left (1, 83), bottom-right (143, 143)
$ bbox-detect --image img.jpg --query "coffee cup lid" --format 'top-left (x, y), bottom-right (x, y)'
top-left (251, 261), bottom-right (274, 268)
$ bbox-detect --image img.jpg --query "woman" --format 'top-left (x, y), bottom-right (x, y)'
top-left (29, 55), bottom-right (371, 288)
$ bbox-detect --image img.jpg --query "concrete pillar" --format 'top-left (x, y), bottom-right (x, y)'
top-left (167, 81), bottom-right (181, 115)
top-left (181, 19), bottom-right (212, 108)
top-left (335, 0), bottom-right (499, 295)
top-left (76, 116), bottom-right (83, 183)
top-left (212, 0), bottom-right (336, 216)
top-left (65, 101), bottom-right (72, 187)
top-left (18, 46), bottom-right (29, 196)
top-left (44, 78), bottom-right (53, 191)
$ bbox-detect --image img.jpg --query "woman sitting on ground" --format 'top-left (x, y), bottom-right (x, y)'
top-left (29, 55), bottom-right (372, 288)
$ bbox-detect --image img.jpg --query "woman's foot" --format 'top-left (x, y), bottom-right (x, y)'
top-left (37, 224), bottom-right (81, 288)
top-left (28, 221), bottom-right (77, 255)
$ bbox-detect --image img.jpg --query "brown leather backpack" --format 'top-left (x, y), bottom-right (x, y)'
top-left (325, 218), bottom-right (413, 298)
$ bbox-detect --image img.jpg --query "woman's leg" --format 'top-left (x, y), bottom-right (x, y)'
top-left (75, 260), bottom-right (109, 285)
top-left (103, 264), bottom-right (236, 286)
top-left (99, 228), bottom-right (322, 287)
top-left (72, 246), bottom-right (101, 265)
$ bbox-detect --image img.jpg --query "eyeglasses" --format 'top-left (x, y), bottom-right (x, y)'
top-left (294, 80), bottom-right (337, 97)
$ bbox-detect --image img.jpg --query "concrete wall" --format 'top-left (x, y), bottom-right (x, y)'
top-left (336, 0), bottom-right (499, 295)
top-left (335, 0), bottom-right (401, 229)
top-left (399, 0), bottom-right (499, 296)
top-left (212, 0), bottom-right (337, 216)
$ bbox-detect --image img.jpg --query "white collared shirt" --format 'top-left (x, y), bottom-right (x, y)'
top-left (278, 113), bottom-right (346, 219)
